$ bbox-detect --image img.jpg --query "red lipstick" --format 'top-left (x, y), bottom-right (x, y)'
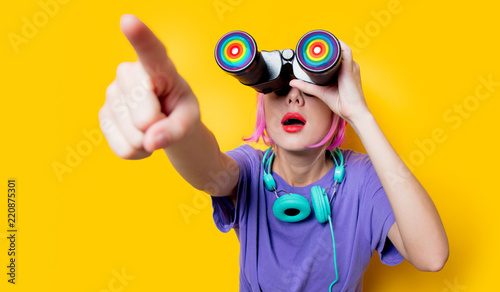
top-left (281, 112), bottom-right (306, 133)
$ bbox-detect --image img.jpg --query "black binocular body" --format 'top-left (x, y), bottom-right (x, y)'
top-left (215, 30), bottom-right (342, 96)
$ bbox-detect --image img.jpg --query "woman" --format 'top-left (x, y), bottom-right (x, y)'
top-left (99, 14), bottom-right (449, 291)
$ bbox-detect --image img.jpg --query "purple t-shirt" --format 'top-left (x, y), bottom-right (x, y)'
top-left (211, 145), bottom-right (404, 291)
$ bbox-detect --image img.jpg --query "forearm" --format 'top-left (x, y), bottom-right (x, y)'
top-left (349, 112), bottom-right (449, 269)
top-left (162, 119), bottom-right (238, 197)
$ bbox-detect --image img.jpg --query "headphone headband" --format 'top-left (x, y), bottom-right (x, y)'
top-left (263, 147), bottom-right (345, 185)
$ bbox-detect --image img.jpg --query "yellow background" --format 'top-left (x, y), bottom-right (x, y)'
top-left (1, 0), bottom-right (499, 291)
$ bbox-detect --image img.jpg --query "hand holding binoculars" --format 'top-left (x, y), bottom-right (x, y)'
top-left (215, 30), bottom-right (342, 96)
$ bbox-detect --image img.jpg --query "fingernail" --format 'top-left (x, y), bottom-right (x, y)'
top-left (155, 133), bottom-right (168, 149)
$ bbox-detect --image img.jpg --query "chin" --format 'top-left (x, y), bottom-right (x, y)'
top-left (268, 124), bottom-right (330, 152)
top-left (271, 136), bottom-right (319, 152)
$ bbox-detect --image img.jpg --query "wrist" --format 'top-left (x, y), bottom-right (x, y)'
top-left (347, 110), bottom-right (376, 135)
top-left (344, 106), bottom-right (372, 125)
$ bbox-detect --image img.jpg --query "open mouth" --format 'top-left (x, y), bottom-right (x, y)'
top-left (281, 112), bottom-right (306, 133)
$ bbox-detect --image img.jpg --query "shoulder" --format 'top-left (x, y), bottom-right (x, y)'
top-left (340, 148), bottom-right (375, 173)
top-left (339, 148), bottom-right (381, 193)
top-left (225, 144), bottom-right (265, 166)
top-left (223, 145), bottom-right (265, 208)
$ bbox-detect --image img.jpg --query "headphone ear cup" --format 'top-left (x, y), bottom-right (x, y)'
top-left (334, 165), bottom-right (345, 183)
top-left (263, 173), bottom-right (277, 191)
top-left (311, 186), bottom-right (331, 223)
top-left (273, 194), bottom-right (311, 222)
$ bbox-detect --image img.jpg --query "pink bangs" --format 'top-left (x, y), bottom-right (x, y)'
top-left (243, 92), bottom-right (274, 145)
top-left (243, 92), bottom-right (347, 150)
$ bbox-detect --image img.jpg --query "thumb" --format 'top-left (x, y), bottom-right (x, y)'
top-left (143, 91), bottom-right (200, 152)
top-left (119, 14), bottom-right (177, 97)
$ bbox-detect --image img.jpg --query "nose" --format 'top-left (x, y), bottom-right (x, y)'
top-left (286, 88), bottom-right (305, 106)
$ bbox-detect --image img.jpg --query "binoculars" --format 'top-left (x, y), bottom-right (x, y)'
top-left (215, 30), bottom-right (342, 96)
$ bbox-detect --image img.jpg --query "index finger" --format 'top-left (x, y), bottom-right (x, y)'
top-left (120, 14), bottom-right (177, 94)
top-left (337, 39), bottom-right (354, 72)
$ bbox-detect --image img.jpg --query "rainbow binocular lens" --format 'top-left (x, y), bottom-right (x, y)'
top-left (215, 30), bottom-right (342, 94)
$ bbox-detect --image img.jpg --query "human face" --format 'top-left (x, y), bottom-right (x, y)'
top-left (264, 87), bottom-right (333, 152)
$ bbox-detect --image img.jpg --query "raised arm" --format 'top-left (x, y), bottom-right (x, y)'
top-left (98, 14), bottom-right (238, 200)
top-left (290, 40), bottom-right (449, 272)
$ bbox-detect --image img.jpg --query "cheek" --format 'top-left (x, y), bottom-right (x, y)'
top-left (315, 101), bottom-right (333, 120)
top-left (321, 113), bottom-right (334, 134)
top-left (264, 101), bottom-right (283, 133)
top-left (310, 107), bottom-right (334, 138)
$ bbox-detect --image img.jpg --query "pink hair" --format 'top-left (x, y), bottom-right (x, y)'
top-left (243, 92), bottom-right (347, 150)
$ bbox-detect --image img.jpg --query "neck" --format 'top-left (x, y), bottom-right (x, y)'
top-left (272, 146), bottom-right (334, 187)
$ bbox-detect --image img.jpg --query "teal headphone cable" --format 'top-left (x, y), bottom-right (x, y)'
top-left (262, 147), bottom-right (344, 290)
top-left (328, 216), bottom-right (339, 291)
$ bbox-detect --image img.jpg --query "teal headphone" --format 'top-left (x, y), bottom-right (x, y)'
top-left (262, 147), bottom-right (345, 222)
top-left (262, 147), bottom-right (345, 291)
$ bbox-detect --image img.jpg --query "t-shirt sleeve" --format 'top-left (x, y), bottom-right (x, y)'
top-left (211, 144), bottom-right (258, 234)
top-left (363, 159), bottom-right (405, 266)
